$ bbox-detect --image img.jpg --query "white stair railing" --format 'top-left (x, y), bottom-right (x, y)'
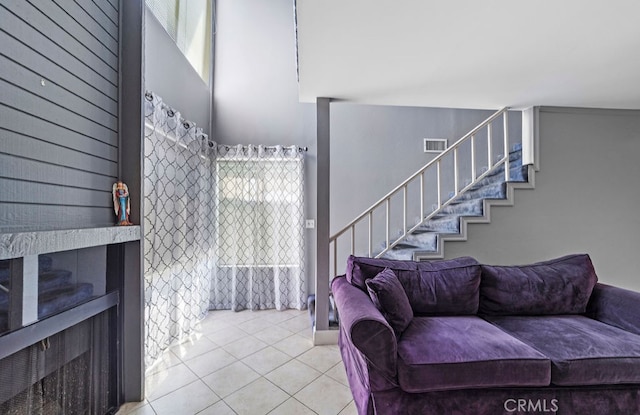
top-left (330, 107), bottom-right (513, 277)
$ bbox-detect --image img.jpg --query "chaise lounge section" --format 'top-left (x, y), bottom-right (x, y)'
top-left (333, 254), bottom-right (640, 414)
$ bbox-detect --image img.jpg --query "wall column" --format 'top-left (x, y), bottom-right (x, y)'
top-left (314, 98), bottom-right (333, 344)
top-left (119, 0), bottom-right (145, 402)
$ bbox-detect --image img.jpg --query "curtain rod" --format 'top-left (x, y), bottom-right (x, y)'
top-left (145, 91), bottom-right (308, 153)
top-left (218, 144), bottom-right (308, 153)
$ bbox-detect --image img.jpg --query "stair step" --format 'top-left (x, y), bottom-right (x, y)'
top-left (39, 270), bottom-right (73, 293)
top-left (0, 256), bottom-right (94, 327)
top-left (440, 198), bottom-right (484, 216)
top-left (380, 249), bottom-right (417, 261)
top-left (1, 281), bottom-right (95, 321)
top-left (39, 255), bottom-right (53, 272)
top-left (452, 181), bottom-right (507, 203)
top-left (472, 164), bottom-right (528, 189)
top-left (415, 215), bottom-right (460, 233)
top-left (0, 270), bottom-right (74, 308)
top-left (0, 255), bottom-right (56, 284)
top-left (402, 232), bottom-right (439, 251)
top-left (38, 283), bottom-right (94, 319)
top-left (368, 143), bottom-right (531, 261)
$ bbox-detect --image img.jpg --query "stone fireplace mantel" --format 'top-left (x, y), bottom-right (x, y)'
top-left (0, 226), bottom-right (141, 260)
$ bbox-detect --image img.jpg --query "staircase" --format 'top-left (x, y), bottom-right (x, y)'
top-left (0, 256), bottom-right (94, 332)
top-left (329, 107), bottom-right (535, 276)
top-left (382, 144), bottom-right (533, 260)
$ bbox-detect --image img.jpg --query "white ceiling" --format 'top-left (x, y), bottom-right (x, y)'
top-left (296, 0), bottom-right (640, 110)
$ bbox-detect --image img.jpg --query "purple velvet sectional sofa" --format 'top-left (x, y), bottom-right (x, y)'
top-left (332, 254), bottom-right (640, 414)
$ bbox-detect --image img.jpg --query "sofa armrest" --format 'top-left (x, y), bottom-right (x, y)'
top-left (332, 275), bottom-right (398, 388)
top-left (587, 283), bottom-right (640, 335)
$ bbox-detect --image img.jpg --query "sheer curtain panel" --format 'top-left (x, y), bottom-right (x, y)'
top-left (211, 145), bottom-right (306, 311)
top-left (143, 92), bottom-right (215, 367)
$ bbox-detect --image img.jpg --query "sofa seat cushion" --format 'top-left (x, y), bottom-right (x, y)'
top-left (485, 315), bottom-right (640, 386)
top-left (397, 316), bottom-right (550, 392)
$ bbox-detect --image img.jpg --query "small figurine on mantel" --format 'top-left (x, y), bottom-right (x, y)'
top-left (112, 181), bottom-right (133, 226)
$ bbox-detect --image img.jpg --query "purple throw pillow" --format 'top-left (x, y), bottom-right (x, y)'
top-left (365, 268), bottom-right (414, 336)
top-left (479, 254), bottom-right (598, 315)
top-left (346, 255), bottom-right (481, 315)
top-left (346, 255), bottom-right (417, 290)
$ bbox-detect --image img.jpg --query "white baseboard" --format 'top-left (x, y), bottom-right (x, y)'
top-left (312, 328), bottom-right (339, 345)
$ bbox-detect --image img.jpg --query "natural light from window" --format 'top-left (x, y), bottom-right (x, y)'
top-left (145, 0), bottom-right (212, 84)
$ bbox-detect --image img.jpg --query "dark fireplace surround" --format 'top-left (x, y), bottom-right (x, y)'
top-left (0, 305), bottom-right (116, 414)
top-left (0, 227), bottom-right (141, 415)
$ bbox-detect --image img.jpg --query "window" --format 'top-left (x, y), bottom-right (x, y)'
top-left (146, 0), bottom-right (212, 83)
top-left (216, 158), bottom-right (305, 267)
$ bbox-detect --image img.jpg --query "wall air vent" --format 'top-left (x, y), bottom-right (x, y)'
top-left (424, 138), bottom-right (448, 153)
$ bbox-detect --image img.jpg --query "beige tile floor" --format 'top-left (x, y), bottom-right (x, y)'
top-left (116, 309), bottom-right (357, 415)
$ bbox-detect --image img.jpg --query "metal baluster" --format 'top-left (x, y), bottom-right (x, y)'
top-left (471, 134), bottom-right (476, 181)
top-left (420, 172), bottom-right (424, 222)
top-left (454, 147), bottom-right (459, 195)
top-left (333, 240), bottom-right (337, 277)
top-left (385, 199), bottom-right (390, 250)
top-left (436, 160), bottom-right (442, 208)
top-left (368, 212), bottom-right (373, 257)
top-left (504, 111), bottom-right (510, 181)
top-left (487, 123), bottom-right (493, 168)
top-left (403, 185), bottom-right (407, 237)
top-left (350, 225), bottom-right (355, 256)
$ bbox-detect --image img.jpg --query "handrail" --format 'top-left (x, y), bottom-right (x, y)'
top-left (329, 107), bottom-right (513, 276)
top-left (330, 107), bottom-right (508, 242)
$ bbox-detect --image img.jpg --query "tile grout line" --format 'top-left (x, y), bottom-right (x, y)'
top-left (120, 310), bottom-right (354, 415)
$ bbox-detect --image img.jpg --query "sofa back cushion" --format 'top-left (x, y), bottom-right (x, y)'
top-left (346, 255), bottom-right (417, 290)
top-left (346, 255), bottom-right (481, 315)
top-left (409, 257), bottom-right (482, 315)
top-left (479, 254), bottom-right (598, 316)
top-left (365, 268), bottom-right (414, 335)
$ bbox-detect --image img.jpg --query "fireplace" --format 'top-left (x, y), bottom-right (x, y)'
top-left (0, 304), bottom-right (117, 414)
top-left (0, 226), bottom-right (143, 414)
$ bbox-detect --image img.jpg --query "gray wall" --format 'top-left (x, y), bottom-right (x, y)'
top-left (330, 105), bottom-right (522, 236)
top-left (0, 0), bottom-right (120, 232)
top-left (144, 8), bottom-right (211, 134)
top-left (213, 0), bottom-right (317, 293)
top-left (444, 107), bottom-right (640, 291)
top-left (214, 0), bottom-right (640, 294)
top-left (212, 0), bottom-right (524, 294)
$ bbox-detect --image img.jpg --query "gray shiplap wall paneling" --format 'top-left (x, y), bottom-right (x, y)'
top-left (0, 0), bottom-right (120, 231)
top-left (51, 0), bottom-right (119, 54)
top-left (0, 154), bottom-right (115, 191)
top-left (0, 31), bottom-right (118, 115)
top-left (0, 107), bottom-right (118, 161)
top-left (2, 3), bottom-right (118, 95)
top-left (25, 1), bottom-right (118, 70)
top-left (92, 0), bottom-right (119, 26)
top-left (72, 0), bottom-right (119, 40)
top-left (0, 129), bottom-right (117, 176)
top-left (0, 79), bottom-right (117, 145)
top-left (106, 0), bottom-right (119, 12)
top-left (0, 205), bottom-right (115, 233)
top-left (0, 178), bottom-right (111, 207)
top-left (0, 55), bottom-right (117, 130)
top-left (5, 1), bottom-right (118, 75)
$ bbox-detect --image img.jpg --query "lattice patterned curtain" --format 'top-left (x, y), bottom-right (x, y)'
top-left (143, 92), bottom-right (215, 367)
top-left (210, 145), bottom-right (306, 311)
